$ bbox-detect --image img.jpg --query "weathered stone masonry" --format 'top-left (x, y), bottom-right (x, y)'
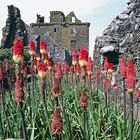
top-left (94, 0), bottom-right (140, 76)
top-left (1, 6), bottom-right (90, 64)
top-left (29, 11), bottom-right (90, 52)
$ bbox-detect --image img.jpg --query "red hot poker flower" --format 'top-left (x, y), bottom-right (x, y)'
top-left (72, 48), bottom-right (78, 66)
top-left (103, 57), bottom-right (108, 71)
top-left (69, 65), bottom-right (74, 73)
top-left (79, 48), bottom-right (88, 68)
top-left (61, 64), bottom-right (65, 72)
top-left (56, 63), bottom-right (62, 80)
top-left (40, 40), bottom-right (47, 55)
top-left (86, 57), bottom-right (93, 76)
top-left (24, 67), bottom-right (28, 78)
top-left (52, 78), bottom-right (61, 97)
top-left (126, 60), bottom-right (136, 93)
top-left (80, 89), bottom-right (87, 108)
top-left (50, 68), bottom-right (55, 78)
top-left (48, 58), bottom-right (53, 70)
top-left (15, 79), bottom-right (24, 103)
top-left (0, 61), bottom-right (3, 81)
top-left (51, 107), bottom-right (63, 135)
top-left (38, 62), bottom-right (47, 79)
top-left (36, 53), bottom-right (41, 61)
top-left (5, 59), bottom-right (10, 72)
top-left (136, 88), bottom-right (140, 98)
top-left (107, 63), bottom-right (113, 73)
top-left (119, 57), bottom-right (127, 79)
top-left (64, 63), bottom-right (69, 74)
top-left (29, 40), bottom-right (36, 56)
top-left (44, 52), bottom-right (49, 64)
top-left (76, 63), bottom-right (81, 75)
top-left (127, 60), bottom-right (136, 77)
top-left (13, 38), bottom-right (24, 64)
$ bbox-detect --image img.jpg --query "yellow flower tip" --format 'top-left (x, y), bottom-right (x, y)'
top-left (108, 69), bottom-right (113, 73)
top-left (79, 60), bottom-right (87, 68)
top-left (38, 71), bottom-right (46, 79)
top-left (72, 61), bottom-right (77, 66)
top-left (128, 88), bottom-right (134, 93)
top-left (29, 51), bottom-right (36, 56)
top-left (13, 55), bottom-right (23, 64)
top-left (40, 49), bottom-right (46, 55)
top-left (87, 71), bottom-right (92, 76)
top-left (44, 60), bottom-right (48, 64)
top-left (36, 58), bottom-right (41, 61)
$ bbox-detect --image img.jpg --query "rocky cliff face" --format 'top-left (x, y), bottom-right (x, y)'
top-left (1, 5), bottom-right (28, 48)
top-left (94, 0), bottom-right (140, 74)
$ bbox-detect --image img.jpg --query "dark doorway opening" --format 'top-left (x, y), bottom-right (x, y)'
top-left (103, 51), bottom-right (119, 65)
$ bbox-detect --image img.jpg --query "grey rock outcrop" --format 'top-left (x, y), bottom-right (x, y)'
top-left (1, 5), bottom-right (28, 48)
top-left (94, 0), bottom-right (140, 74)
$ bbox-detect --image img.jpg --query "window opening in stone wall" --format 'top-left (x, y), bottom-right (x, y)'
top-left (54, 28), bottom-right (57, 32)
top-left (72, 17), bottom-right (75, 23)
top-left (61, 16), bottom-right (64, 22)
top-left (70, 40), bottom-right (76, 49)
top-left (71, 28), bottom-right (76, 34)
top-left (103, 51), bottom-right (119, 67)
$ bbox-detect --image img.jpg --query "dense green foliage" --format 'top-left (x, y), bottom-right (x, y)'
top-left (0, 75), bottom-right (140, 140)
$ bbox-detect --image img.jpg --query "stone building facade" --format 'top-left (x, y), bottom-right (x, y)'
top-left (29, 11), bottom-right (90, 52)
top-left (0, 6), bottom-right (90, 64)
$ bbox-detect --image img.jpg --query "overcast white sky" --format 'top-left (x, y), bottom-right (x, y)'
top-left (0, 0), bottom-right (128, 56)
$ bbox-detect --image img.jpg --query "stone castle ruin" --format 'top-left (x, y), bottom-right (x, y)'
top-left (1, 5), bottom-right (28, 48)
top-left (0, 5), bottom-right (90, 64)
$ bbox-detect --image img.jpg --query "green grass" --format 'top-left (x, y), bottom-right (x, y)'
top-left (0, 74), bottom-right (140, 140)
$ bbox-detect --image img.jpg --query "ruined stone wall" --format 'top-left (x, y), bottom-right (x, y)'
top-left (0, 7), bottom-right (89, 64)
top-left (29, 11), bottom-right (90, 52)
top-left (94, 0), bottom-right (140, 75)
top-left (1, 5), bottom-right (28, 48)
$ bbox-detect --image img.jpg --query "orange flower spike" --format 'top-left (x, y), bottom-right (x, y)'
top-left (44, 52), bottom-right (49, 64)
top-left (29, 40), bottom-right (36, 56)
top-left (51, 107), bottom-right (63, 135)
top-left (69, 65), bottom-right (74, 73)
top-left (107, 63), bottom-right (113, 74)
top-left (15, 79), bottom-right (24, 103)
top-left (52, 78), bottom-right (61, 97)
top-left (0, 62), bottom-right (3, 81)
top-left (24, 67), bottom-right (28, 78)
top-left (13, 38), bottom-right (24, 64)
top-left (36, 53), bottom-right (41, 61)
top-left (103, 57), bottom-right (108, 71)
top-left (136, 88), bottom-right (140, 98)
top-left (72, 48), bottom-right (78, 66)
top-left (56, 63), bottom-right (62, 80)
top-left (80, 89), bottom-right (87, 108)
top-left (86, 57), bottom-right (93, 76)
top-left (76, 63), bottom-right (81, 75)
top-left (126, 60), bottom-right (136, 93)
top-left (5, 59), bottom-right (10, 72)
top-left (40, 40), bottom-right (47, 55)
top-left (64, 63), bottom-right (69, 74)
top-left (38, 62), bottom-right (47, 79)
top-left (119, 57), bottom-right (127, 79)
top-left (48, 58), bottom-right (53, 70)
top-left (79, 48), bottom-right (88, 68)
